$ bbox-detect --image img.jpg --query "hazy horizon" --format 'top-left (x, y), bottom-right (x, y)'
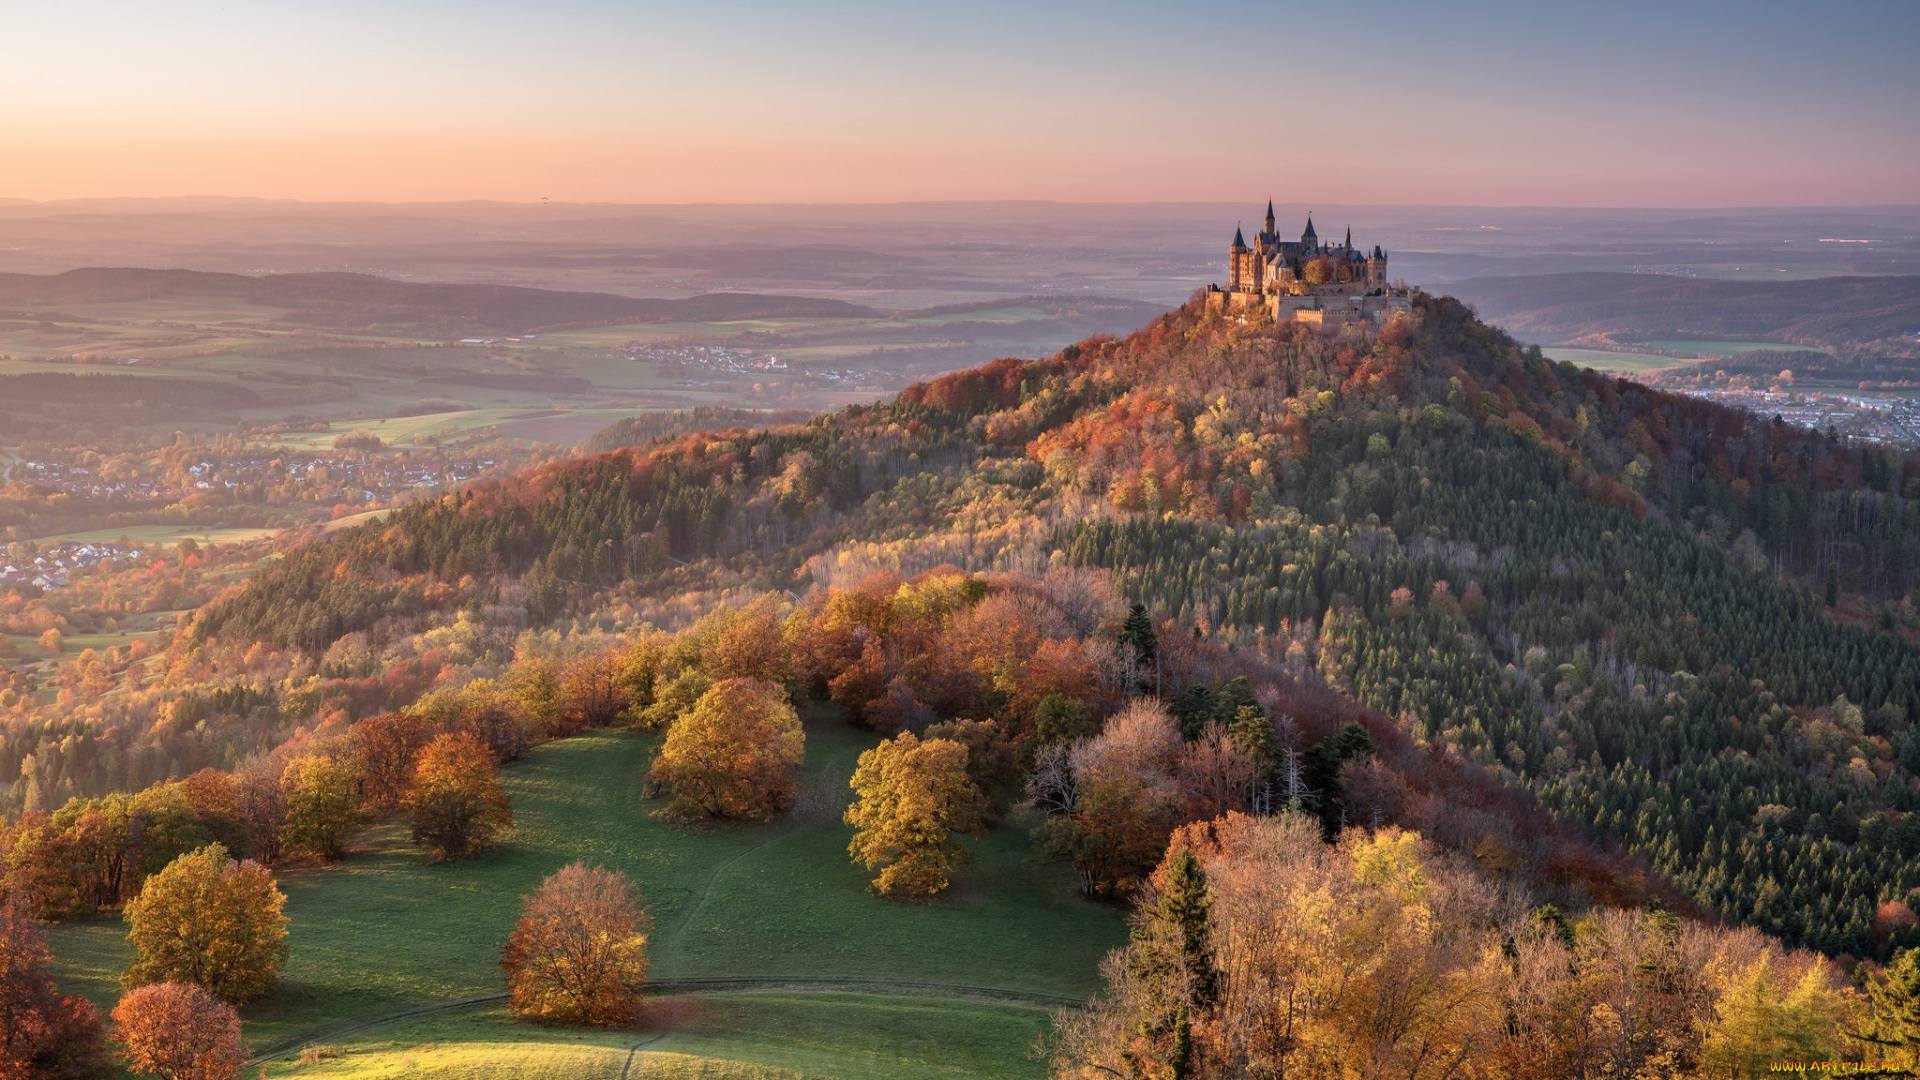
top-left (5, 0), bottom-right (1914, 207)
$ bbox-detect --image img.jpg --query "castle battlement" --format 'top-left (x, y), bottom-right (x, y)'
top-left (1204, 201), bottom-right (1411, 326)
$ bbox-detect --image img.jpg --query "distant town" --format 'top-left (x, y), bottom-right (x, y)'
top-left (1676, 387), bottom-right (1920, 444)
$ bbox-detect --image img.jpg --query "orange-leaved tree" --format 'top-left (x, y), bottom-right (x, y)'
top-left (349, 711), bottom-right (431, 810)
top-left (648, 677), bottom-right (804, 822)
top-left (405, 731), bottom-right (514, 861)
top-left (111, 982), bottom-right (243, 1080)
top-left (122, 845), bottom-right (288, 1004)
top-left (845, 732), bottom-right (985, 900)
top-left (499, 862), bottom-right (650, 1025)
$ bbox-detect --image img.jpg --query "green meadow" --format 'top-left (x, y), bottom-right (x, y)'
top-left (1541, 347), bottom-right (1682, 374)
top-left (48, 725), bottom-right (1124, 1078)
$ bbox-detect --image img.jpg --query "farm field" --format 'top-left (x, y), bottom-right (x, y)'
top-left (47, 725), bottom-right (1124, 1075)
top-left (20, 522), bottom-right (282, 549)
top-left (1540, 347), bottom-right (1682, 374)
top-left (1632, 339), bottom-right (1829, 356)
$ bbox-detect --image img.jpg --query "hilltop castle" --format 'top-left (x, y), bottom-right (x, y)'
top-left (1204, 201), bottom-right (1411, 326)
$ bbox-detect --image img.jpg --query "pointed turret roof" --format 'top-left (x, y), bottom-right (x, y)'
top-left (1231, 225), bottom-right (1247, 249)
top-left (1302, 215), bottom-right (1317, 240)
top-left (1345, 226), bottom-right (1352, 249)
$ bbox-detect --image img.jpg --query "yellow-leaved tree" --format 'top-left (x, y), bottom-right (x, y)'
top-left (279, 754), bottom-right (364, 862)
top-left (845, 732), bottom-right (985, 899)
top-left (648, 677), bottom-right (804, 821)
top-left (122, 844), bottom-right (289, 1004)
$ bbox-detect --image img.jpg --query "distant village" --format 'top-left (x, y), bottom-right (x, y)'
top-left (0, 542), bottom-right (141, 592)
top-left (11, 452), bottom-right (506, 505)
top-left (623, 342), bottom-right (909, 391)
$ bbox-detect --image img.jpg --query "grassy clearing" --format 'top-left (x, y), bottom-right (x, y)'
top-left (1633, 339), bottom-right (1829, 356)
top-left (48, 724), bottom-right (1123, 1061)
top-left (259, 993), bottom-right (1052, 1079)
top-left (1542, 348), bottom-right (1683, 374)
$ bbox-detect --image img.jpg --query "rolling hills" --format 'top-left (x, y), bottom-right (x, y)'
top-left (0, 267), bottom-right (878, 337)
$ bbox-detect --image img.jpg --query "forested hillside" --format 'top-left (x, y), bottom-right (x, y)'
top-left (26, 291), bottom-right (1920, 957)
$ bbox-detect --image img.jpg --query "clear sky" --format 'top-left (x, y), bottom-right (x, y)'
top-left (3, 0), bottom-right (1914, 206)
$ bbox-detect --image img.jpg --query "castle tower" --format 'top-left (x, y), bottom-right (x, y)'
top-left (1229, 226), bottom-right (1248, 292)
top-left (1264, 199), bottom-right (1276, 239)
top-left (1301, 215), bottom-right (1318, 252)
top-left (1344, 226), bottom-right (1352, 251)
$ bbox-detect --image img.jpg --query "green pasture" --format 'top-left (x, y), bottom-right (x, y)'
top-left (1542, 348), bottom-right (1683, 374)
top-left (1631, 340), bottom-right (1829, 357)
top-left (256, 993), bottom-right (1053, 1080)
top-left (48, 725), bottom-right (1122, 1071)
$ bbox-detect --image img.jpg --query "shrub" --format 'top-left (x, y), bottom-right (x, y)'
top-left (122, 845), bottom-right (288, 1004)
top-left (499, 862), bottom-right (649, 1025)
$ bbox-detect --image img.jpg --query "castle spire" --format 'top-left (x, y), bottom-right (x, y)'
top-left (1345, 225), bottom-right (1352, 249)
top-left (1264, 199), bottom-right (1276, 235)
top-left (1302, 215), bottom-right (1317, 242)
top-left (1231, 225), bottom-right (1246, 250)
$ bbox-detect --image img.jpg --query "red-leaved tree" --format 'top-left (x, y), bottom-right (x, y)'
top-left (111, 982), bottom-right (242, 1080)
top-left (499, 862), bottom-right (650, 1025)
top-left (0, 892), bottom-right (111, 1080)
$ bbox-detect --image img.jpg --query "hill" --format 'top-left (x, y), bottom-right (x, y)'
top-left (159, 292), bottom-right (1920, 957)
top-left (0, 267), bottom-right (877, 337)
top-left (49, 727), bottom-right (1120, 1077)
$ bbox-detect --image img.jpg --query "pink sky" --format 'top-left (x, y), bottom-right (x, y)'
top-left (4, 1), bottom-right (1914, 207)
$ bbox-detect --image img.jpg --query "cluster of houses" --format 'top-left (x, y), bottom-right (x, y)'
top-left (0, 542), bottom-right (141, 592)
top-left (1686, 388), bottom-right (1920, 444)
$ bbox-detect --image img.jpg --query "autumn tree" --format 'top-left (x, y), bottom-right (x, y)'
top-left (558, 648), bottom-right (629, 733)
top-left (1038, 699), bottom-right (1184, 896)
top-left (1862, 946), bottom-right (1920, 1070)
top-left (923, 718), bottom-right (1020, 821)
top-left (179, 770), bottom-right (248, 860)
top-left (845, 733), bottom-right (986, 899)
top-left (0, 892), bottom-right (111, 1080)
top-left (405, 732), bottom-right (514, 861)
top-left (236, 763), bottom-right (287, 866)
top-left (348, 712), bottom-right (430, 810)
top-left (122, 845), bottom-right (289, 1004)
top-left (279, 754), bottom-right (364, 862)
top-left (499, 862), bottom-right (650, 1025)
top-left (648, 678), bottom-right (804, 822)
top-left (111, 982), bottom-right (244, 1080)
